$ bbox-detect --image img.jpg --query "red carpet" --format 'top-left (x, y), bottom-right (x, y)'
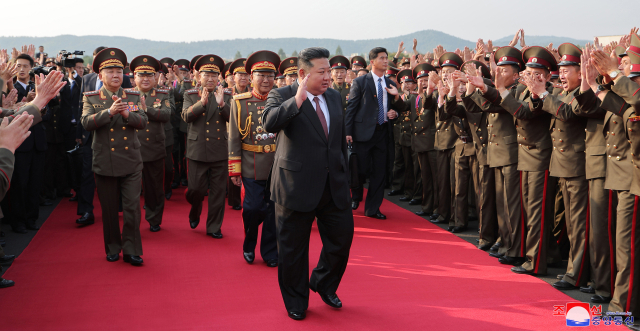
top-left (0, 188), bottom-right (592, 330)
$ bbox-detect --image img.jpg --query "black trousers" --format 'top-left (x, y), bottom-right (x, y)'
top-left (77, 143), bottom-right (95, 216)
top-left (42, 142), bottom-right (70, 199)
top-left (227, 177), bottom-right (242, 207)
top-left (351, 126), bottom-right (388, 216)
top-left (276, 178), bottom-right (354, 312)
top-left (6, 150), bottom-right (46, 228)
top-left (172, 130), bottom-right (187, 184)
top-left (241, 177), bottom-right (277, 261)
top-left (164, 145), bottom-right (173, 194)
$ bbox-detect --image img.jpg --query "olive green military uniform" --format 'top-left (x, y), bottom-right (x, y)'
top-left (411, 92), bottom-right (439, 216)
top-left (498, 82), bottom-right (556, 274)
top-left (172, 78), bottom-right (194, 186)
top-left (467, 84), bottom-right (522, 258)
top-left (224, 85), bottom-right (248, 208)
top-left (182, 86), bottom-right (230, 235)
top-left (137, 87), bottom-right (171, 227)
top-left (397, 92), bottom-right (422, 201)
top-left (539, 86), bottom-right (590, 286)
top-left (331, 81), bottom-right (350, 114)
top-left (228, 91), bottom-right (278, 261)
top-left (81, 86), bottom-right (148, 256)
top-left (163, 86), bottom-right (176, 196)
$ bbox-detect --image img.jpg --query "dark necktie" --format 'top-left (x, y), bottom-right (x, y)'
top-left (313, 96), bottom-right (328, 139)
top-left (377, 78), bottom-right (385, 125)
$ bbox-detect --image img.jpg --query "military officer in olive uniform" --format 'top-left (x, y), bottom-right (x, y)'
top-left (182, 54), bottom-right (229, 238)
top-left (411, 63), bottom-right (439, 218)
top-left (533, 44), bottom-right (590, 290)
top-left (81, 48), bottom-right (148, 265)
top-left (279, 57), bottom-right (298, 86)
top-left (329, 55), bottom-right (351, 114)
top-left (465, 46), bottom-right (524, 262)
top-left (385, 66), bottom-right (402, 191)
top-left (171, 58), bottom-right (195, 189)
top-left (395, 69), bottom-right (422, 204)
top-left (228, 50), bottom-right (281, 267)
top-left (130, 55), bottom-right (171, 232)
top-left (351, 56), bottom-right (367, 73)
top-left (157, 60), bottom-right (177, 200)
top-left (492, 47), bottom-right (558, 275)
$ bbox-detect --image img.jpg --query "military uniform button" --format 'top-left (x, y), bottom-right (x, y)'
top-left (124, 137), bottom-right (127, 140)
top-left (125, 147), bottom-right (128, 150)
top-left (206, 138), bottom-right (209, 141)
top-left (613, 121), bottom-right (617, 124)
top-left (206, 122), bottom-right (209, 125)
top-left (206, 130), bottom-right (209, 133)
top-left (110, 128), bottom-right (114, 132)
top-left (146, 129), bottom-right (150, 132)
top-left (146, 138), bottom-right (149, 141)
top-left (111, 138), bottom-right (114, 142)
top-left (614, 145), bottom-right (617, 149)
top-left (608, 155), bottom-right (612, 158)
top-left (111, 148), bottom-right (115, 151)
top-left (217, 129), bottom-right (220, 132)
top-left (216, 121), bottom-right (219, 124)
top-left (554, 147), bottom-right (556, 150)
top-left (218, 137), bottom-right (221, 140)
top-left (585, 128), bottom-right (587, 132)
top-left (553, 138), bottom-right (555, 141)
top-left (147, 121), bottom-right (150, 124)
top-left (559, 139), bottom-right (562, 142)
top-left (122, 127), bottom-right (126, 130)
top-left (612, 132), bottom-right (615, 136)
top-left (560, 149), bottom-right (564, 152)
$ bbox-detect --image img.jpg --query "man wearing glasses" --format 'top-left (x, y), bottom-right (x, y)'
top-left (228, 50), bottom-right (281, 267)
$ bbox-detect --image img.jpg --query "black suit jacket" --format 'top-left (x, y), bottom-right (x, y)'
top-left (344, 72), bottom-right (407, 142)
top-left (77, 73), bottom-right (131, 144)
top-left (263, 81), bottom-right (350, 212)
top-left (56, 75), bottom-right (82, 137)
top-left (14, 81), bottom-right (47, 152)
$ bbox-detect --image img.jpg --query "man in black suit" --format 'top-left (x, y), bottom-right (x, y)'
top-left (263, 47), bottom-right (354, 321)
top-left (4, 54), bottom-right (47, 233)
top-left (345, 47), bottom-right (406, 218)
top-left (75, 46), bottom-right (131, 225)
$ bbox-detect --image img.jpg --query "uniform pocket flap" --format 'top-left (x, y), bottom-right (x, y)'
top-left (503, 135), bottom-right (517, 144)
top-left (278, 158), bottom-right (302, 172)
top-left (586, 145), bottom-right (606, 155)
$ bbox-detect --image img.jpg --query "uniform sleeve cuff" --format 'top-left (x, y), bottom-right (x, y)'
top-left (228, 157), bottom-right (241, 177)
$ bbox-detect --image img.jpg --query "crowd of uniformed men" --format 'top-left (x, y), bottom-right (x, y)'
top-left (0, 28), bottom-right (639, 326)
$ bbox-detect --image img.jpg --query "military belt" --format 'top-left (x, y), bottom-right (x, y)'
top-left (242, 143), bottom-right (276, 153)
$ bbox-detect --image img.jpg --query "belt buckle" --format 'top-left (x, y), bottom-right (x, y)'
top-left (263, 145), bottom-right (271, 153)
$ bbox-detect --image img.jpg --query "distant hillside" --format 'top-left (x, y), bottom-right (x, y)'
top-left (0, 31), bottom-right (590, 62)
top-left (492, 35), bottom-right (590, 48)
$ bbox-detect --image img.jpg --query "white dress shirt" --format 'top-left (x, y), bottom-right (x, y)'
top-left (307, 91), bottom-right (330, 133)
top-left (16, 80), bottom-right (29, 91)
top-left (371, 71), bottom-right (388, 122)
top-left (95, 76), bottom-right (103, 91)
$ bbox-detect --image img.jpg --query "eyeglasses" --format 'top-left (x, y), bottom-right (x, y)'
top-left (254, 73), bottom-right (275, 80)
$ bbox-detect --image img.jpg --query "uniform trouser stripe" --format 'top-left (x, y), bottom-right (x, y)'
top-left (608, 190), bottom-right (616, 296)
top-left (627, 196), bottom-right (638, 312)
top-left (519, 171), bottom-right (526, 257)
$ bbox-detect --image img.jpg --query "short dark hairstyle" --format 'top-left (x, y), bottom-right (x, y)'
top-left (76, 58), bottom-right (84, 64)
top-left (93, 46), bottom-right (107, 56)
top-left (368, 47), bottom-right (387, 61)
top-left (16, 54), bottom-right (34, 67)
top-left (298, 47), bottom-right (330, 71)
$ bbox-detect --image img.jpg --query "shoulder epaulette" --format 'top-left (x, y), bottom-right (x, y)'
top-left (84, 91), bottom-right (100, 96)
top-left (233, 92), bottom-right (252, 100)
top-left (156, 89), bottom-right (169, 94)
top-left (124, 89), bottom-right (139, 94)
top-left (187, 89), bottom-right (199, 94)
top-left (184, 79), bottom-right (193, 83)
top-left (224, 88), bottom-right (233, 95)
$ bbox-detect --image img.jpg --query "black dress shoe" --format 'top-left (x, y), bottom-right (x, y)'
top-left (40, 199), bottom-right (53, 206)
top-left (76, 213), bottom-right (95, 225)
top-left (446, 226), bottom-right (454, 231)
top-left (590, 295), bottom-right (612, 303)
top-left (478, 242), bottom-right (493, 251)
top-left (552, 280), bottom-right (578, 290)
top-left (557, 274), bottom-right (565, 280)
top-left (165, 191), bottom-right (172, 200)
top-left (498, 256), bottom-right (525, 266)
top-left (511, 265), bottom-right (538, 275)
top-left (208, 231), bottom-right (223, 239)
top-left (408, 199), bottom-right (422, 205)
top-left (181, 180), bottom-right (188, 187)
top-left (171, 182), bottom-right (179, 189)
top-left (579, 285), bottom-right (595, 294)
top-left (451, 226), bottom-right (467, 233)
top-left (232, 205), bottom-right (242, 210)
top-left (399, 196), bottom-right (411, 202)
top-left (106, 254), bottom-right (119, 262)
top-left (366, 211), bottom-right (386, 220)
top-left (189, 219), bottom-right (200, 229)
top-left (489, 242), bottom-right (502, 252)
top-left (488, 251), bottom-right (504, 258)
top-left (318, 292), bottom-right (342, 308)
top-left (69, 195), bottom-right (79, 202)
top-left (150, 225), bottom-right (161, 232)
top-left (415, 211), bottom-right (431, 217)
top-left (266, 259), bottom-right (278, 267)
top-left (351, 201), bottom-right (359, 210)
top-left (387, 190), bottom-right (402, 196)
top-left (0, 278), bottom-right (15, 288)
top-left (287, 311), bottom-right (306, 320)
top-left (26, 223), bottom-right (40, 230)
top-left (0, 255), bottom-right (15, 265)
top-left (12, 225), bottom-right (27, 234)
top-left (123, 255), bottom-right (143, 265)
top-left (243, 252), bottom-right (255, 264)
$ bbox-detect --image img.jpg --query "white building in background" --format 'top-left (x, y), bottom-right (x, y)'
top-left (596, 35), bottom-right (625, 45)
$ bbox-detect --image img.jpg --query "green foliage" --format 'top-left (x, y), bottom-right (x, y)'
top-left (234, 51), bottom-right (242, 60)
top-left (335, 45), bottom-right (343, 55)
top-left (277, 48), bottom-right (286, 59)
top-left (291, 50), bottom-right (298, 57)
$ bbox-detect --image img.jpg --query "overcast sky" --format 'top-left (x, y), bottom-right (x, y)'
top-left (3, 0), bottom-right (636, 42)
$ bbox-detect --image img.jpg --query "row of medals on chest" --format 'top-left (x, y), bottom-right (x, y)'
top-left (248, 104), bottom-right (275, 142)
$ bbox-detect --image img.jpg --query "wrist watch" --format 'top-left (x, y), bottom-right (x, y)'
top-left (539, 91), bottom-right (549, 100)
top-left (609, 70), bottom-right (621, 80)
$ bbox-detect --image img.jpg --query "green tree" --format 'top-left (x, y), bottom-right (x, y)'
top-left (291, 50), bottom-right (298, 57)
top-left (234, 51), bottom-right (242, 60)
top-left (335, 45), bottom-right (343, 56)
top-left (277, 48), bottom-right (286, 59)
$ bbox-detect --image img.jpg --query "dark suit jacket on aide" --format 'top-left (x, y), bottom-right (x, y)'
top-left (14, 81), bottom-right (47, 153)
top-left (262, 81), bottom-right (350, 213)
top-left (344, 72), bottom-right (407, 142)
